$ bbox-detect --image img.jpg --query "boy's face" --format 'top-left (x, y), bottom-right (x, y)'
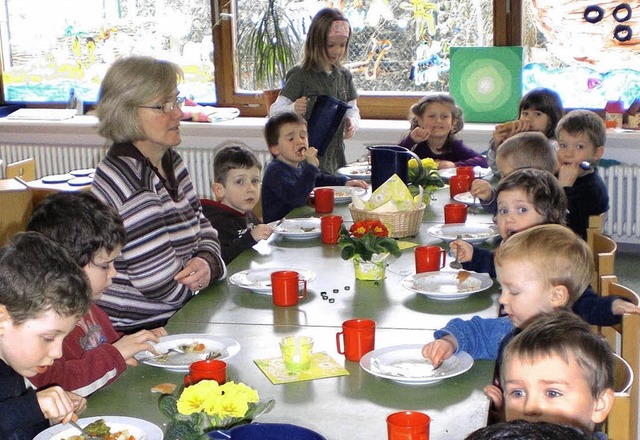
top-left (84, 247), bottom-right (120, 300)
top-left (496, 188), bottom-right (546, 240)
top-left (503, 353), bottom-right (614, 431)
top-left (496, 259), bottom-right (568, 328)
top-left (519, 108), bottom-right (550, 134)
top-left (556, 129), bottom-right (604, 173)
top-left (270, 122), bottom-right (308, 167)
top-left (0, 308), bottom-right (78, 377)
top-left (212, 166), bottom-right (261, 213)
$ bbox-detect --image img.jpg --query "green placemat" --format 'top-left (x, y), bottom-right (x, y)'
top-left (254, 352), bottom-right (349, 384)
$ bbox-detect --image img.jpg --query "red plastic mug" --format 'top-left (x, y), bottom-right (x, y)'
top-left (387, 411), bottom-right (431, 440)
top-left (271, 270), bottom-right (307, 307)
top-left (336, 318), bottom-right (376, 362)
top-left (184, 359), bottom-right (226, 386)
top-left (456, 166), bottom-right (475, 181)
top-left (314, 188), bottom-right (335, 213)
top-left (449, 174), bottom-right (471, 198)
top-left (444, 203), bottom-right (468, 224)
top-left (414, 245), bottom-right (446, 273)
top-left (321, 215), bottom-right (343, 244)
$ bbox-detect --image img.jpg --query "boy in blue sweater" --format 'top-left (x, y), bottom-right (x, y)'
top-left (261, 112), bottom-right (367, 223)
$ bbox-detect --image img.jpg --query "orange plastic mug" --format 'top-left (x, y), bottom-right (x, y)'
top-left (414, 245), bottom-right (446, 273)
top-left (271, 270), bottom-right (308, 307)
top-left (444, 203), bottom-right (468, 224)
top-left (336, 318), bottom-right (376, 362)
top-left (321, 215), bottom-right (343, 244)
top-left (314, 188), bottom-right (335, 213)
top-left (449, 174), bottom-right (471, 198)
top-left (184, 359), bottom-right (226, 386)
top-left (387, 411), bottom-right (430, 440)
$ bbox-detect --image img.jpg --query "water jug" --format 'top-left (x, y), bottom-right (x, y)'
top-left (307, 95), bottom-right (350, 156)
top-left (366, 145), bottom-right (424, 191)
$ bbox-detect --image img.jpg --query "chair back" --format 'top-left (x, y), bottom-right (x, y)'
top-left (6, 157), bottom-right (36, 181)
top-left (0, 179), bottom-right (33, 246)
top-left (600, 277), bottom-right (640, 440)
top-left (588, 231), bottom-right (617, 293)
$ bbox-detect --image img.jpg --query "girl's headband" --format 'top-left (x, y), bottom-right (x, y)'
top-left (329, 20), bottom-right (350, 38)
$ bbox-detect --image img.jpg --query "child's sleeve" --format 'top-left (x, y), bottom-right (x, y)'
top-left (452, 141), bottom-right (489, 168)
top-left (433, 315), bottom-right (513, 360)
top-left (0, 389), bottom-right (46, 437)
top-left (572, 285), bottom-right (622, 326)
top-left (462, 247), bottom-right (496, 278)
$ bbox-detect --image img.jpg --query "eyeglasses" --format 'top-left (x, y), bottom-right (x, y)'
top-left (139, 96), bottom-right (186, 114)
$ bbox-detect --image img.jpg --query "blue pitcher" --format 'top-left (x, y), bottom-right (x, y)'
top-left (366, 145), bottom-right (424, 191)
top-left (307, 95), bottom-right (350, 156)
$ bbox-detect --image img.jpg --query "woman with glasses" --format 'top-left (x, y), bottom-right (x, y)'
top-left (91, 56), bottom-right (226, 334)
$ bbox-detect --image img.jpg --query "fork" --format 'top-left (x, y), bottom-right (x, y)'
top-left (69, 420), bottom-right (103, 440)
top-left (137, 347), bottom-right (184, 362)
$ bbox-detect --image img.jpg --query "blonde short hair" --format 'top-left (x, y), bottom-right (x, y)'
top-left (96, 56), bottom-right (183, 143)
top-left (494, 224), bottom-right (593, 305)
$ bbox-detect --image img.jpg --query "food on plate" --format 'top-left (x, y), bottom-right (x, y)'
top-left (179, 341), bottom-right (206, 352)
top-left (63, 419), bottom-right (135, 440)
top-left (150, 382), bottom-right (177, 394)
top-left (456, 270), bottom-right (471, 284)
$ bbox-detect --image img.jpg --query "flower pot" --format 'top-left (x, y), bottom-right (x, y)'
top-left (353, 254), bottom-right (389, 281)
top-left (263, 88), bottom-right (281, 112)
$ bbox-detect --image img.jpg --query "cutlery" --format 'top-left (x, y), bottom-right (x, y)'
top-left (449, 235), bottom-right (463, 269)
top-left (69, 420), bottom-right (103, 439)
top-left (580, 161), bottom-right (592, 170)
top-left (137, 347), bottom-right (185, 363)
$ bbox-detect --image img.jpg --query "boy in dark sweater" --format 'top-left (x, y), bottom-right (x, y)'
top-left (202, 145), bottom-right (273, 263)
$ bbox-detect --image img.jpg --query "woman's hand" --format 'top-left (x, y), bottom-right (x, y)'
top-left (174, 256), bottom-right (211, 290)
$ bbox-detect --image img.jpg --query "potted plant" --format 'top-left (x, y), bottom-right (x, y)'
top-left (338, 220), bottom-right (401, 281)
top-left (238, 0), bottom-right (302, 109)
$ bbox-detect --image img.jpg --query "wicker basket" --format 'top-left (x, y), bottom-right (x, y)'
top-left (348, 204), bottom-right (425, 238)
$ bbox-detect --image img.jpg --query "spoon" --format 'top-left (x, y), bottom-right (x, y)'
top-left (449, 235), bottom-right (463, 269)
top-left (69, 420), bottom-right (103, 440)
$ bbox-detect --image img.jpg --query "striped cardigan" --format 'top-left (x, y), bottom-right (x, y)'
top-left (91, 143), bottom-right (226, 333)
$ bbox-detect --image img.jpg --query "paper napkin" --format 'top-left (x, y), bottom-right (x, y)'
top-left (254, 352), bottom-right (349, 384)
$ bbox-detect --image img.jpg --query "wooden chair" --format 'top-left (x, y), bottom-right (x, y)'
top-left (0, 179), bottom-right (33, 246)
top-left (6, 157), bottom-right (36, 181)
top-left (599, 277), bottom-right (640, 440)
top-left (587, 213), bottom-right (605, 250)
top-left (588, 231), bottom-right (617, 294)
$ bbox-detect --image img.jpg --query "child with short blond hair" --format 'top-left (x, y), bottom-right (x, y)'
top-left (500, 310), bottom-right (615, 436)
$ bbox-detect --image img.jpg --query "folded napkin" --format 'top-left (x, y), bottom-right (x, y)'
top-left (351, 174), bottom-right (423, 212)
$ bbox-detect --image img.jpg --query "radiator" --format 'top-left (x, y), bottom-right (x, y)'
top-left (0, 143), bottom-right (273, 200)
top-left (599, 165), bottom-right (640, 242)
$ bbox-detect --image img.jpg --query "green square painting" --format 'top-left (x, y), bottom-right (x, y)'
top-left (449, 46), bottom-right (523, 123)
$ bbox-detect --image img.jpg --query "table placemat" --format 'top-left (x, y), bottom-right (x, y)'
top-left (254, 352), bottom-right (349, 384)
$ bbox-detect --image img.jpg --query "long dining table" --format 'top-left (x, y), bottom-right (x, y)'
top-left (82, 185), bottom-right (502, 439)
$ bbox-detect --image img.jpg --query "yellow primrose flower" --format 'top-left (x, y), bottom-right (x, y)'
top-left (177, 380), bottom-right (221, 415)
top-left (211, 392), bottom-right (250, 418)
top-left (221, 381), bottom-right (259, 404)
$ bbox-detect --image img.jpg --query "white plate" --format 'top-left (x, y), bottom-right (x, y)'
top-left (41, 173), bottom-right (73, 184)
top-left (134, 333), bottom-right (240, 372)
top-left (360, 344), bottom-right (474, 385)
top-left (229, 267), bottom-right (316, 294)
top-left (427, 223), bottom-right (499, 243)
top-left (401, 270), bottom-right (493, 300)
top-left (67, 176), bottom-right (93, 186)
top-left (270, 218), bottom-right (321, 240)
top-left (69, 168), bottom-right (96, 177)
top-left (312, 186), bottom-right (366, 203)
top-left (453, 191), bottom-right (480, 206)
top-left (337, 164), bottom-right (371, 180)
top-left (34, 416), bottom-right (163, 440)
top-left (438, 167), bottom-right (493, 181)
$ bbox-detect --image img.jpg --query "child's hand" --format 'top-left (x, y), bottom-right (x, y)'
top-left (346, 179), bottom-right (368, 189)
top-left (450, 239), bottom-right (473, 263)
top-left (421, 335), bottom-right (456, 367)
top-left (293, 97), bottom-right (308, 116)
top-left (344, 116), bottom-right (356, 139)
top-left (436, 160), bottom-right (456, 169)
top-left (37, 386), bottom-right (86, 424)
top-left (305, 147), bottom-right (320, 167)
top-left (557, 162), bottom-right (580, 187)
top-left (114, 329), bottom-right (161, 366)
top-left (410, 127), bottom-right (430, 143)
top-left (251, 223), bottom-right (274, 241)
top-left (483, 384), bottom-right (504, 410)
top-left (470, 179), bottom-right (494, 202)
top-left (612, 299), bottom-right (640, 316)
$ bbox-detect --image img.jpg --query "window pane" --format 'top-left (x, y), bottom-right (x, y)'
top-left (1, 0), bottom-right (215, 104)
top-left (235, 0), bottom-right (493, 95)
top-left (523, 0), bottom-right (640, 109)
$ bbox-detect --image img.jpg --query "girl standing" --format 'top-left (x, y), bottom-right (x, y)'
top-left (488, 88), bottom-right (564, 173)
top-left (270, 8), bottom-right (360, 175)
top-left (398, 94), bottom-right (488, 169)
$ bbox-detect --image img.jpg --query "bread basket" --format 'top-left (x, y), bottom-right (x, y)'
top-left (348, 203), bottom-right (425, 238)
